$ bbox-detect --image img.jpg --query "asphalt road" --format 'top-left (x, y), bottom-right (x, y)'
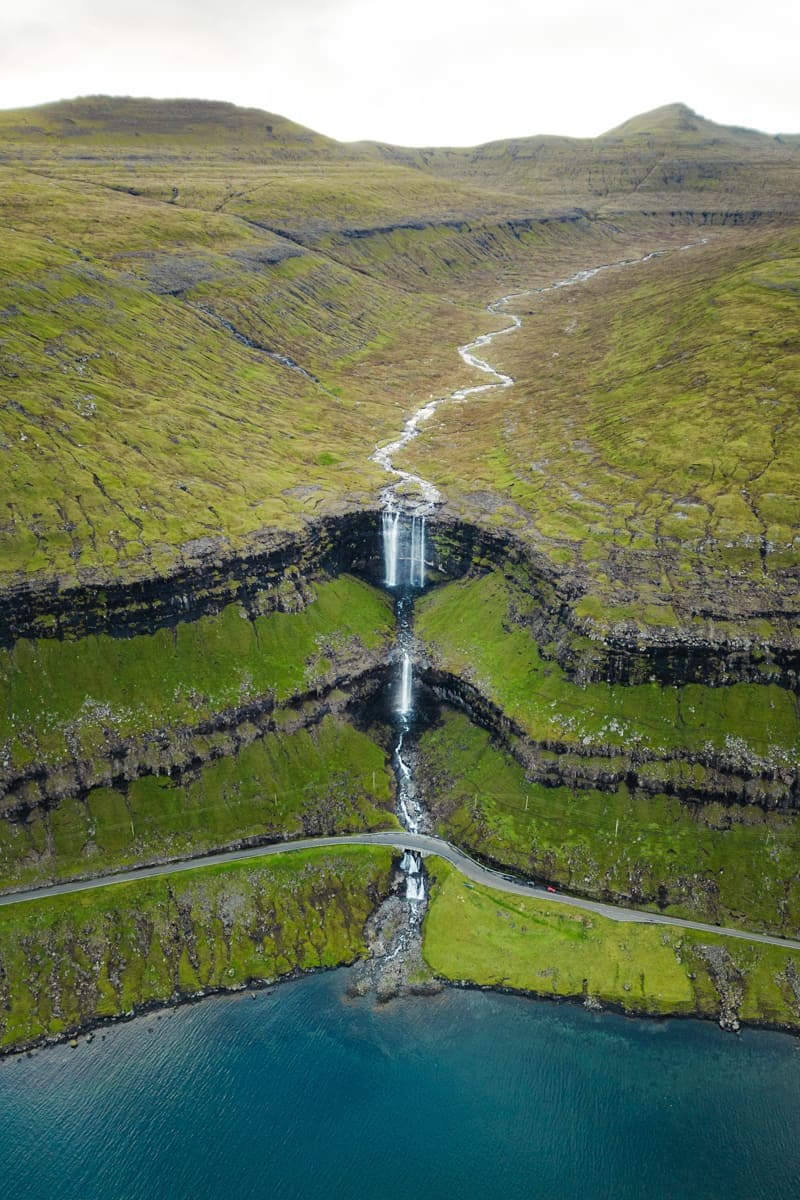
top-left (2, 830), bottom-right (800, 952)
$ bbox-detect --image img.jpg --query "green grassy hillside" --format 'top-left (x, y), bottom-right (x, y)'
top-left (0, 166), bottom-right (489, 584)
top-left (0, 716), bottom-right (397, 891)
top-left (408, 226), bottom-right (800, 639)
top-left (423, 857), bottom-right (800, 1031)
top-left (1, 96), bottom-right (798, 1036)
top-left (0, 844), bottom-right (394, 1051)
top-left (0, 574), bottom-right (392, 775)
top-left (0, 574), bottom-right (397, 888)
top-left (417, 709), bottom-right (800, 935)
top-left (3, 95), bottom-right (796, 616)
top-left (374, 103), bottom-right (800, 214)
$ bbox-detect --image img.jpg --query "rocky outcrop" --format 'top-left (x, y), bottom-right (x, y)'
top-left (422, 666), bottom-right (799, 811)
top-left (0, 511), bottom-right (383, 647)
top-left (694, 943), bottom-right (744, 1030)
top-left (347, 858), bottom-right (441, 1002)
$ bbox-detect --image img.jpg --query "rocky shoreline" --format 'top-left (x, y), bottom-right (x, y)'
top-left (7, 888), bottom-right (800, 1061)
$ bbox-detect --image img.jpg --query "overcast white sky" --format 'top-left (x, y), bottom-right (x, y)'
top-left (2, 0), bottom-right (798, 145)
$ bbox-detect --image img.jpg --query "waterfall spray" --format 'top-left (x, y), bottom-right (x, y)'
top-left (410, 516), bottom-right (426, 587)
top-left (398, 653), bottom-right (412, 715)
top-left (382, 509), bottom-right (400, 588)
top-left (401, 850), bottom-right (426, 902)
top-left (380, 510), bottom-right (426, 590)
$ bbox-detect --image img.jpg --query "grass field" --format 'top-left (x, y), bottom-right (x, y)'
top-left (0, 162), bottom-right (491, 582)
top-left (417, 709), bottom-right (800, 934)
top-left (423, 857), bottom-right (800, 1029)
top-left (0, 844), bottom-right (394, 1051)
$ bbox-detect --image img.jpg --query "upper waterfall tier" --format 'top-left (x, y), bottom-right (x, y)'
top-left (382, 510), bottom-right (427, 590)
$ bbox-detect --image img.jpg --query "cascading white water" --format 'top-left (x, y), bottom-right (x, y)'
top-left (406, 873), bottom-right (425, 902)
top-left (398, 652), bottom-right (412, 715)
top-left (371, 243), bottom-right (702, 914)
top-left (401, 850), bottom-right (426, 902)
top-left (382, 511), bottom-right (426, 589)
top-left (382, 508), bottom-right (400, 588)
top-left (410, 516), bottom-right (425, 587)
top-left (409, 517), bottom-right (419, 588)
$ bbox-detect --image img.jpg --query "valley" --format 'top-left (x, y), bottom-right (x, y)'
top-left (0, 96), bottom-right (798, 1052)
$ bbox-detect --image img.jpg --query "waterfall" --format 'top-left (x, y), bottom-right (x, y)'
top-left (409, 518), bottom-right (418, 587)
top-left (380, 510), bottom-right (425, 589)
top-left (406, 873), bottom-right (426, 902)
top-left (398, 653), bottom-right (412, 715)
top-left (410, 516), bottom-right (425, 587)
top-left (401, 850), bottom-right (426, 902)
top-left (382, 509), bottom-right (400, 588)
top-left (381, 511), bottom-right (427, 837)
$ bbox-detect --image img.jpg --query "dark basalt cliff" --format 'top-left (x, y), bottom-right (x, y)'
top-left (1, 507), bottom-right (797, 899)
top-left (0, 659), bottom-right (391, 818)
top-left (429, 517), bottom-right (800, 688)
top-left (423, 666), bottom-right (799, 811)
top-left (4, 509), bottom-right (797, 685)
top-left (0, 511), bottom-right (383, 648)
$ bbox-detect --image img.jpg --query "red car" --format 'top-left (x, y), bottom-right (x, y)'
top-left (546, 885), bottom-right (557, 893)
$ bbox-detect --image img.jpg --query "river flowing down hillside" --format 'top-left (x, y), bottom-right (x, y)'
top-left (374, 249), bottom-right (680, 846)
top-left (372, 242), bottom-right (712, 923)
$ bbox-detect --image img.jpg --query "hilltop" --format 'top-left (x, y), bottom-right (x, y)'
top-left (368, 101), bottom-right (800, 214)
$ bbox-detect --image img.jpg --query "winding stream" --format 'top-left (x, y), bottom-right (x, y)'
top-left (370, 247), bottom-right (676, 515)
top-left (373, 246), bottom-right (682, 854)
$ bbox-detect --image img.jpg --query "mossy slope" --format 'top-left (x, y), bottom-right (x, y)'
top-left (1, 573), bottom-right (393, 783)
top-left (0, 574), bottom-right (398, 891)
top-left (0, 845), bottom-right (394, 1052)
top-left (418, 709), bottom-right (800, 935)
top-left (407, 227), bottom-right (800, 641)
top-left (415, 572), bottom-right (800, 762)
top-left (423, 858), bottom-right (800, 1031)
top-left (0, 167), bottom-right (489, 583)
top-left (0, 714), bottom-right (397, 891)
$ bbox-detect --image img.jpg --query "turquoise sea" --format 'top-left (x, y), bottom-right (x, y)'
top-left (1, 972), bottom-right (799, 1200)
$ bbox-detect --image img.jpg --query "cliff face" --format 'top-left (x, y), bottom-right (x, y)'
top-left (409, 531), bottom-right (800, 934)
top-left (423, 665), bottom-right (798, 811)
top-left (0, 511), bottom-right (383, 647)
top-left (3, 514), bottom-right (796, 925)
top-left (0, 560), bottom-right (399, 890)
top-left (428, 518), bottom-right (800, 688)
top-left (5, 507), bottom-right (796, 677)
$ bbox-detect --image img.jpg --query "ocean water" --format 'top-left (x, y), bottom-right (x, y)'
top-left (1, 973), bottom-right (799, 1200)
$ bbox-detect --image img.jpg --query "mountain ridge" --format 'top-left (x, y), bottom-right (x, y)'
top-left (1, 94), bottom-right (797, 151)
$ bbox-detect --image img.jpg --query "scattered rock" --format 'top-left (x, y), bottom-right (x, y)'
top-left (696, 943), bottom-right (743, 1031)
top-left (348, 864), bottom-right (443, 1003)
